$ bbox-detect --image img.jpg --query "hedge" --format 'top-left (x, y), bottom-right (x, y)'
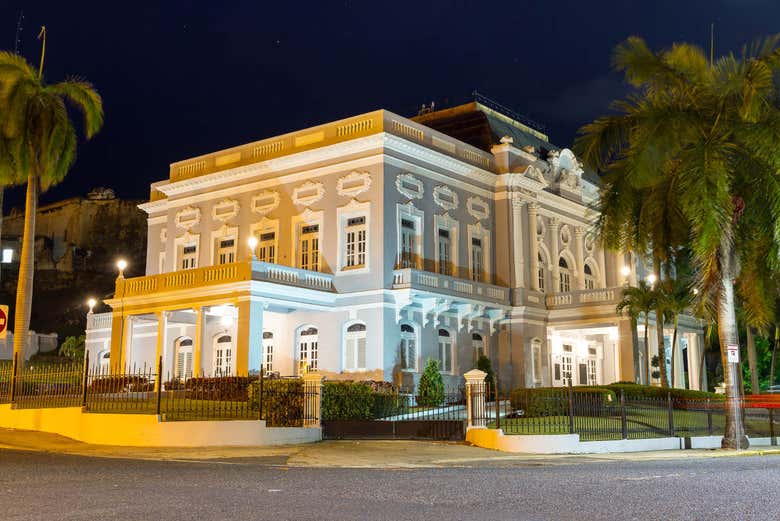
top-left (88, 375), bottom-right (152, 393)
top-left (321, 381), bottom-right (401, 420)
top-left (510, 387), bottom-right (616, 417)
top-left (248, 378), bottom-right (304, 427)
top-left (184, 376), bottom-right (257, 401)
top-left (605, 383), bottom-right (724, 401)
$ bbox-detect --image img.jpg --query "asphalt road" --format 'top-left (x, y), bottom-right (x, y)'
top-left (1, 449), bottom-right (779, 520)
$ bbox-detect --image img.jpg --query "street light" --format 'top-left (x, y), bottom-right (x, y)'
top-left (646, 273), bottom-right (657, 285)
top-left (620, 265), bottom-right (631, 283)
top-left (692, 288), bottom-right (699, 295)
top-left (116, 258), bottom-right (128, 278)
top-left (247, 236), bottom-right (258, 260)
top-left (86, 297), bottom-right (97, 314)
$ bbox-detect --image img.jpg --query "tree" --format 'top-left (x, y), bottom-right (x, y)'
top-left (0, 34), bottom-right (103, 364)
top-left (476, 355), bottom-right (496, 401)
top-left (59, 334), bottom-right (85, 360)
top-left (616, 281), bottom-right (656, 384)
top-left (417, 359), bottom-right (444, 407)
top-left (658, 278), bottom-right (693, 388)
top-left (576, 35), bottom-right (780, 448)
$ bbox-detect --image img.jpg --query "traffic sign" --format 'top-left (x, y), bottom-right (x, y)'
top-left (727, 343), bottom-right (740, 363)
top-left (0, 305), bottom-right (8, 339)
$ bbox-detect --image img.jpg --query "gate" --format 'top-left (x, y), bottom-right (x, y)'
top-left (321, 383), bottom-right (466, 441)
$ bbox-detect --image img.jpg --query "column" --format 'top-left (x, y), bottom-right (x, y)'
top-left (122, 316), bottom-right (135, 371)
top-left (549, 218), bottom-right (560, 293)
top-left (528, 202), bottom-right (540, 291)
top-left (511, 196), bottom-right (525, 288)
top-left (303, 372), bottom-right (324, 428)
top-left (235, 298), bottom-right (265, 376)
top-left (617, 317), bottom-right (637, 383)
top-left (464, 368), bottom-right (488, 429)
top-left (192, 306), bottom-right (205, 377)
top-left (574, 226), bottom-right (585, 290)
top-left (599, 248), bottom-right (608, 288)
top-left (154, 311), bottom-right (168, 391)
top-left (109, 311), bottom-right (124, 373)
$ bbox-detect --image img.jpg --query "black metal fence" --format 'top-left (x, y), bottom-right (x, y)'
top-left (472, 382), bottom-right (779, 442)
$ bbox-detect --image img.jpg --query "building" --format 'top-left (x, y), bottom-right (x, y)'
top-left (84, 101), bottom-right (705, 390)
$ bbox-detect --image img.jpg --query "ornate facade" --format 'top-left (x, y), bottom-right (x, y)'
top-left (85, 102), bottom-right (705, 389)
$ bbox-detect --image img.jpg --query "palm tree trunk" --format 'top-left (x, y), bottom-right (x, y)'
top-left (643, 315), bottom-right (650, 385)
top-left (12, 175), bottom-right (38, 362)
top-left (746, 326), bottom-right (758, 394)
top-left (653, 259), bottom-right (669, 388)
top-left (671, 315), bottom-right (679, 388)
top-left (717, 244), bottom-right (748, 449)
top-left (770, 325), bottom-right (779, 389)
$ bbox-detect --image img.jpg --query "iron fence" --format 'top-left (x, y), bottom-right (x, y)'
top-left (0, 361), bottom-right (12, 404)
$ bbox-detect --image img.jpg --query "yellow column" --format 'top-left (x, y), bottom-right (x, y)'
top-left (193, 306), bottom-right (205, 377)
top-left (109, 311), bottom-right (124, 373)
top-left (154, 311), bottom-right (168, 391)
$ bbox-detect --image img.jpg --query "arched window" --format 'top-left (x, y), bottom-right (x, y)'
top-left (298, 326), bottom-right (319, 374)
top-left (400, 323), bottom-right (418, 371)
top-left (213, 335), bottom-right (233, 376)
top-left (175, 337), bottom-right (194, 380)
top-left (584, 263), bottom-right (596, 290)
top-left (558, 257), bottom-right (571, 292)
top-left (537, 253), bottom-right (546, 293)
top-left (472, 333), bottom-right (485, 361)
top-left (437, 329), bottom-right (453, 373)
top-left (263, 331), bottom-right (274, 374)
top-left (344, 322), bottom-right (367, 371)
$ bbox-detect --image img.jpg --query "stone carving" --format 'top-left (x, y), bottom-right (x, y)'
top-left (466, 196), bottom-right (490, 221)
top-left (524, 165), bottom-right (548, 186)
top-left (175, 206), bottom-right (201, 230)
top-left (212, 198), bottom-right (240, 222)
top-left (292, 181), bottom-right (325, 206)
top-left (395, 173), bottom-right (424, 200)
top-left (433, 185), bottom-right (459, 211)
top-left (251, 190), bottom-right (280, 215)
top-left (337, 170), bottom-right (372, 198)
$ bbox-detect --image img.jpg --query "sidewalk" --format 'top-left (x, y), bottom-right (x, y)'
top-left (0, 427), bottom-right (778, 468)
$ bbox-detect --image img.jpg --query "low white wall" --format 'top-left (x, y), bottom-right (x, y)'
top-left (0, 405), bottom-right (321, 447)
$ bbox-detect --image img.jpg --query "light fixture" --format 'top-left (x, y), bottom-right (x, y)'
top-left (646, 273), bottom-right (657, 285)
top-left (248, 236), bottom-right (258, 260)
top-left (116, 258), bottom-right (128, 277)
top-left (87, 297), bottom-right (97, 314)
top-left (693, 288), bottom-right (699, 295)
top-left (620, 265), bottom-right (631, 278)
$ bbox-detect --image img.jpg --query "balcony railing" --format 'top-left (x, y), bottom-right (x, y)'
top-left (115, 260), bottom-right (334, 300)
top-left (392, 268), bottom-right (509, 305)
top-left (86, 312), bottom-right (112, 331)
top-left (545, 287), bottom-right (620, 309)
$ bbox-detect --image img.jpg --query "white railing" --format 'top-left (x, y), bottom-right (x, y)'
top-left (87, 312), bottom-right (112, 331)
top-left (545, 288), bottom-right (618, 308)
top-left (392, 268), bottom-right (509, 303)
top-left (252, 261), bottom-right (334, 291)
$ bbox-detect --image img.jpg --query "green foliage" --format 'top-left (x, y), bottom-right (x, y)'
top-left (248, 378), bottom-right (303, 427)
top-left (59, 335), bottom-right (85, 360)
top-left (321, 381), bottom-right (401, 420)
top-left (742, 333), bottom-right (775, 392)
top-left (509, 387), bottom-right (616, 417)
top-left (605, 382), bottom-right (723, 401)
top-left (417, 359), bottom-right (444, 407)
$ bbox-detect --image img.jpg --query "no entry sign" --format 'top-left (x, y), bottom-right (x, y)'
top-left (0, 305), bottom-right (7, 339)
top-left (727, 343), bottom-right (740, 364)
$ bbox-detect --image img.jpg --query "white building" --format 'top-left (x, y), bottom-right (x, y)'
top-left (85, 101), bottom-right (706, 390)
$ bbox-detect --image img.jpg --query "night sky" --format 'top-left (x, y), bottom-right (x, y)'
top-left (2, 0), bottom-right (779, 209)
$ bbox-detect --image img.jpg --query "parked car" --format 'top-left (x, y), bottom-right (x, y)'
top-left (767, 385), bottom-right (780, 394)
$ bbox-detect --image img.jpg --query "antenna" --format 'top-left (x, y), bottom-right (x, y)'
top-left (14, 10), bottom-right (24, 54)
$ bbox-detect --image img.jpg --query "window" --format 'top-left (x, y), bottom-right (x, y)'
top-left (181, 244), bottom-right (197, 270)
top-left (471, 238), bottom-right (484, 282)
top-left (584, 264), bottom-right (596, 290)
top-left (531, 340), bottom-right (542, 385)
top-left (558, 257), bottom-right (571, 292)
top-left (298, 326), bottom-right (318, 373)
top-left (437, 228), bottom-right (452, 276)
top-left (472, 333), bottom-right (485, 361)
top-left (299, 224), bottom-right (320, 272)
top-left (344, 216), bottom-right (367, 269)
top-left (257, 231), bottom-right (276, 264)
top-left (437, 329), bottom-right (453, 373)
top-left (213, 335), bottom-right (233, 376)
top-left (560, 351), bottom-right (573, 386)
top-left (344, 322), bottom-right (367, 370)
top-left (175, 338), bottom-right (194, 380)
top-left (400, 323), bottom-right (417, 371)
top-left (217, 237), bottom-right (236, 265)
top-left (537, 254), bottom-right (546, 293)
top-left (587, 347), bottom-right (598, 385)
top-left (399, 218), bottom-right (418, 268)
top-left (263, 331), bottom-right (274, 373)
top-left (1, 248), bottom-right (12, 263)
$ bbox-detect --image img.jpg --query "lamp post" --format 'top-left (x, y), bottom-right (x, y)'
top-left (86, 297), bottom-right (97, 315)
top-left (620, 265), bottom-right (631, 285)
top-left (646, 273), bottom-right (657, 286)
top-left (116, 258), bottom-right (128, 278)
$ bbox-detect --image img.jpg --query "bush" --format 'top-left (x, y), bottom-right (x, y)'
top-left (417, 359), bottom-right (444, 407)
top-left (322, 381), bottom-right (374, 420)
top-left (88, 375), bottom-right (151, 393)
top-left (510, 386), bottom-right (616, 417)
top-left (185, 376), bottom-right (257, 401)
top-left (605, 383), bottom-right (724, 401)
top-left (60, 335), bottom-right (86, 360)
top-left (248, 378), bottom-right (304, 427)
top-left (476, 355), bottom-right (496, 401)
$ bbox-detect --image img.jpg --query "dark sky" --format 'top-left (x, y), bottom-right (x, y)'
top-left (2, 0), bottom-right (779, 209)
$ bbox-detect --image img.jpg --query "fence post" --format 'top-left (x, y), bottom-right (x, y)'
top-left (258, 364), bottom-right (264, 421)
top-left (494, 376), bottom-right (500, 430)
top-left (303, 372), bottom-right (323, 428)
top-left (463, 369), bottom-right (487, 430)
top-left (81, 351), bottom-right (90, 408)
top-left (9, 351), bottom-right (18, 403)
top-left (667, 392), bottom-right (675, 437)
top-left (156, 355), bottom-right (163, 417)
top-left (770, 409), bottom-right (776, 446)
top-left (620, 389), bottom-right (628, 440)
top-left (567, 380), bottom-right (575, 435)
top-left (707, 398), bottom-right (713, 436)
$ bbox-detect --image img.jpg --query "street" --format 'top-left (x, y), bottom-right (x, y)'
top-left (1, 448), bottom-right (779, 520)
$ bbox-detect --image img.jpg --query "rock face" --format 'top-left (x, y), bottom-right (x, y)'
top-left (0, 189), bottom-right (147, 338)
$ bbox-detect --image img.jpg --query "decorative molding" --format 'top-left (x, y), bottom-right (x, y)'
top-left (160, 227), bottom-right (167, 243)
top-left (174, 206), bottom-right (201, 230)
top-left (466, 196), bottom-right (490, 221)
top-left (251, 190), bottom-right (280, 215)
top-left (559, 224), bottom-right (571, 245)
top-left (292, 181), bottom-right (325, 207)
top-left (584, 234), bottom-right (595, 253)
top-left (337, 170), bottom-right (372, 198)
top-left (524, 165), bottom-right (548, 186)
top-left (396, 173), bottom-right (424, 200)
top-left (433, 185), bottom-right (459, 211)
top-left (211, 198), bottom-right (240, 222)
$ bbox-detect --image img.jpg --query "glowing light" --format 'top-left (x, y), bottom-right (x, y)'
top-left (693, 288), bottom-right (699, 295)
top-left (620, 265), bottom-right (631, 278)
top-left (87, 298), bottom-right (97, 313)
top-left (248, 236), bottom-right (258, 257)
top-left (646, 273), bottom-right (657, 285)
top-left (116, 259), bottom-right (128, 272)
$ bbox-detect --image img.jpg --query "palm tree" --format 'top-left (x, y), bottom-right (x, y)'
top-left (617, 281), bottom-right (656, 384)
top-left (0, 36), bottom-right (103, 364)
top-left (658, 278), bottom-right (693, 388)
top-left (576, 36), bottom-right (780, 449)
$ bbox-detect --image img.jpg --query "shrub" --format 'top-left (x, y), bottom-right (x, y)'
top-left (605, 383), bottom-right (724, 401)
top-left (248, 378), bottom-right (304, 427)
top-left (88, 375), bottom-right (151, 393)
top-left (509, 386), bottom-right (616, 417)
top-left (322, 381), bottom-right (374, 420)
top-left (476, 355), bottom-right (496, 400)
top-left (60, 335), bottom-right (86, 360)
top-left (417, 359), bottom-right (444, 407)
top-left (185, 376), bottom-right (257, 401)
